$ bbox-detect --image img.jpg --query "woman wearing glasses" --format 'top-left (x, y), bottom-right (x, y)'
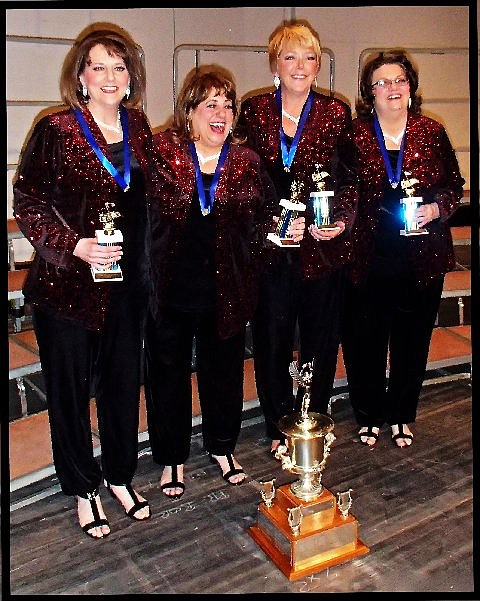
top-left (341, 50), bottom-right (464, 448)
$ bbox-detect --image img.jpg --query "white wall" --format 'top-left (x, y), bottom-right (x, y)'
top-left (6, 6), bottom-right (472, 262)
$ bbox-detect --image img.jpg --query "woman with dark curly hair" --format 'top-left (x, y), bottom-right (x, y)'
top-left (341, 50), bottom-right (464, 448)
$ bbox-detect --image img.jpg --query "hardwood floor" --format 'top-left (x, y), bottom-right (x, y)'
top-left (8, 377), bottom-right (474, 594)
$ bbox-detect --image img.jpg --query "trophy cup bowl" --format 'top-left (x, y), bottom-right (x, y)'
top-left (278, 411), bottom-right (334, 502)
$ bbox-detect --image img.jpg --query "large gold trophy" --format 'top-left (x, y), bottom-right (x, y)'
top-left (91, 202), bottom-right (124, 282)
top-left (249, 361), bottom-right (369, 580)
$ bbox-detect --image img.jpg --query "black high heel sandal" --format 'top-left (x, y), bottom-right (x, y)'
top-left (209, 454), bottom-right (246, 486)
top-left (391, 424), bottom-right (413, 447)
top-left (104, 480), bottom-right (151, 520)
top-left (78, 487), bottom-right (110, 539)
top-left (358, 426), bottom-right (379, 446)
top-left (160, 465), bottom-right (185, 499)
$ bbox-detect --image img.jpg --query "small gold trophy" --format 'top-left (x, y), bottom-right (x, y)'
top-left (400, 171), bottom-right (428, 236)
top-left (91, 202), bottom-right (124, 282)
top-left (248, 360), bottom-right (369, 580)
top-left (267, 180), bottom-right (306, 247)
top-left (310, 164), bottom-right (337, 230)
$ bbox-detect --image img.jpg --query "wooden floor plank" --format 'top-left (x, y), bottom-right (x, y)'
top-left (8, 379), bottom-right (473, 594)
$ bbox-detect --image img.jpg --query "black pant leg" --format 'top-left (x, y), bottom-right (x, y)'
top-left (386, 275), bottom-right (444, 424)
top-left (195, 314), bottom-right (246, 455)
top-left (297, 269), bottom-right (345, 415)
top-left (94, 291), bottom-right (144, 485)
top-left (144, 308), bottom-right (195, 465)
top-left (251, 254), bottom-right (300, 440)
top-left (341, 276), bottom-right (390, 427)
top-left (32, 307), bottom-right (101, 496)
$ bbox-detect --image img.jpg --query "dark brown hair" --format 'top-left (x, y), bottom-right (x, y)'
top-left (60, 27), bottom-right (146, 109)
top-left (356, 49), bottom-right (422, 118)
top-left (171, 69), bottom-right (244, 144)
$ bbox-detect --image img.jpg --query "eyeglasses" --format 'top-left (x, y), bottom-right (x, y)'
top-left (371, 77), bottom-right (409, 89)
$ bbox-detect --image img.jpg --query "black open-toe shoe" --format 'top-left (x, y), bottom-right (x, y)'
top-left (104, 480), bottom-right (151, 520)
top-left (358, 426), bottom-right (379, 446)
top-left (160, 465), bottom-right (185, 499)
top-left (209, 454), bottom-right (246, 486)
top-left (391, 424), bottom-right (413, 448)
top-left (78, 487), bottom-right (110, 539)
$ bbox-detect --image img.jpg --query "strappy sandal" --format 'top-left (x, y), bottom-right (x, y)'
top-left (209, 453), bottom-right (246, 486)
top-left (77, 487), bottom-right (110, 539)
top-left (391, 424), bottom-right (413, 448)
top-left (104, 480), bottom-right (151, 520)
top-left (160, 465), bottom-right (185, 499)
top-left (358, 426), bottom-right (379, 446)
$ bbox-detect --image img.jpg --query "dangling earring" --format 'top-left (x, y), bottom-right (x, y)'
top-left (408, 97), bottom-right (412, 108)
top-left (82, 84), bottom-right (88, 98)
top-left (314, 76), bottom-right (318, 88)
top-left (125, 85), bottom-right (131, 99)
top-left (273, 74), bottom-right (280, 89)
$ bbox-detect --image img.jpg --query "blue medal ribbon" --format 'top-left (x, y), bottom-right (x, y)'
top-left (74, 106), bottom-right (131, 192)
top-left (373, 114), bottom-right (405, 189)
top-left (189, 141), bottom-right (229, 216)
top-left (276, 88), bottom-right (313, 172)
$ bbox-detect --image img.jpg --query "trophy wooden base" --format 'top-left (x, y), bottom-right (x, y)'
top-left (248, 484), bottom-right (369, 581)
top-left (316, 224), bottom-right (341, 231)
top-left (267, 233), bottom-right (300, 247)
top-left (91, 266), bottom-right (123, 281)
top-left (400, 229), bottom-right (429, 236)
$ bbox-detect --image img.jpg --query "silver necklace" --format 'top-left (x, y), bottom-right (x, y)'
top-left (383, 129), bottom-right (405, 146)
top-left (92, 110), bottom-right (122, 134)
top-left (196, 149), bottom-right (221, 165)
top-left (282, 108), bottom-right (300, 126)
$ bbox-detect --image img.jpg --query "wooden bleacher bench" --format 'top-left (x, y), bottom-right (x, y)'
top-left (8, 268), bottom-right (29, 332)
top-left (9, 329), bottom-right (45, 418)
top-left (451, 225), bottom-right (471, 246)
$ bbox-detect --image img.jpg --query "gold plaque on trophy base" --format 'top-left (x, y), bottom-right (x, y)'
top-left (248, 483), bottom-right (369, 581)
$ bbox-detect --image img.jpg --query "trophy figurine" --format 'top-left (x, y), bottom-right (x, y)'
top-left (287, 506), bottom-right (303, 536)
top-left (260, 478), bottom-right (276, 508)
top-left (337, 489), bottom-right (353, 520)
top-left (278, 360), bottom-right (336, 501)
top-left (91, 202), bottom-right (124, 282)
top-left (267, 180), bottom-right (306, 247)
top-left (310, 164), bottom-right (337, 230)
top-left (400, 171), bottom-right (428, 236)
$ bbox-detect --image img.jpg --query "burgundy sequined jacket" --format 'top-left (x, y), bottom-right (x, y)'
top-left (13, 107), bottom-right (156, 331)
top-left (350, 113), bottom-right (465, 285)
top-left (236, 90), bottom-right (358, 280)
top-left (150, 131), bottom-right (278, 339)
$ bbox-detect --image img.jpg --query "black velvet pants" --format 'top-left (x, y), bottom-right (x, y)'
top-left (251, 252), bottom-right (345, 441)
top-left (144, 308), bottom-right (246, 465)
top-left (341, 271), bottom-right (444, 427)
top-left (32, 294), bottom-right (144, 497)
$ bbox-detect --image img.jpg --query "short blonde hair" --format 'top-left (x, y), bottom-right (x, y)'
top-left (267, 20), bottom-right (322, 73)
